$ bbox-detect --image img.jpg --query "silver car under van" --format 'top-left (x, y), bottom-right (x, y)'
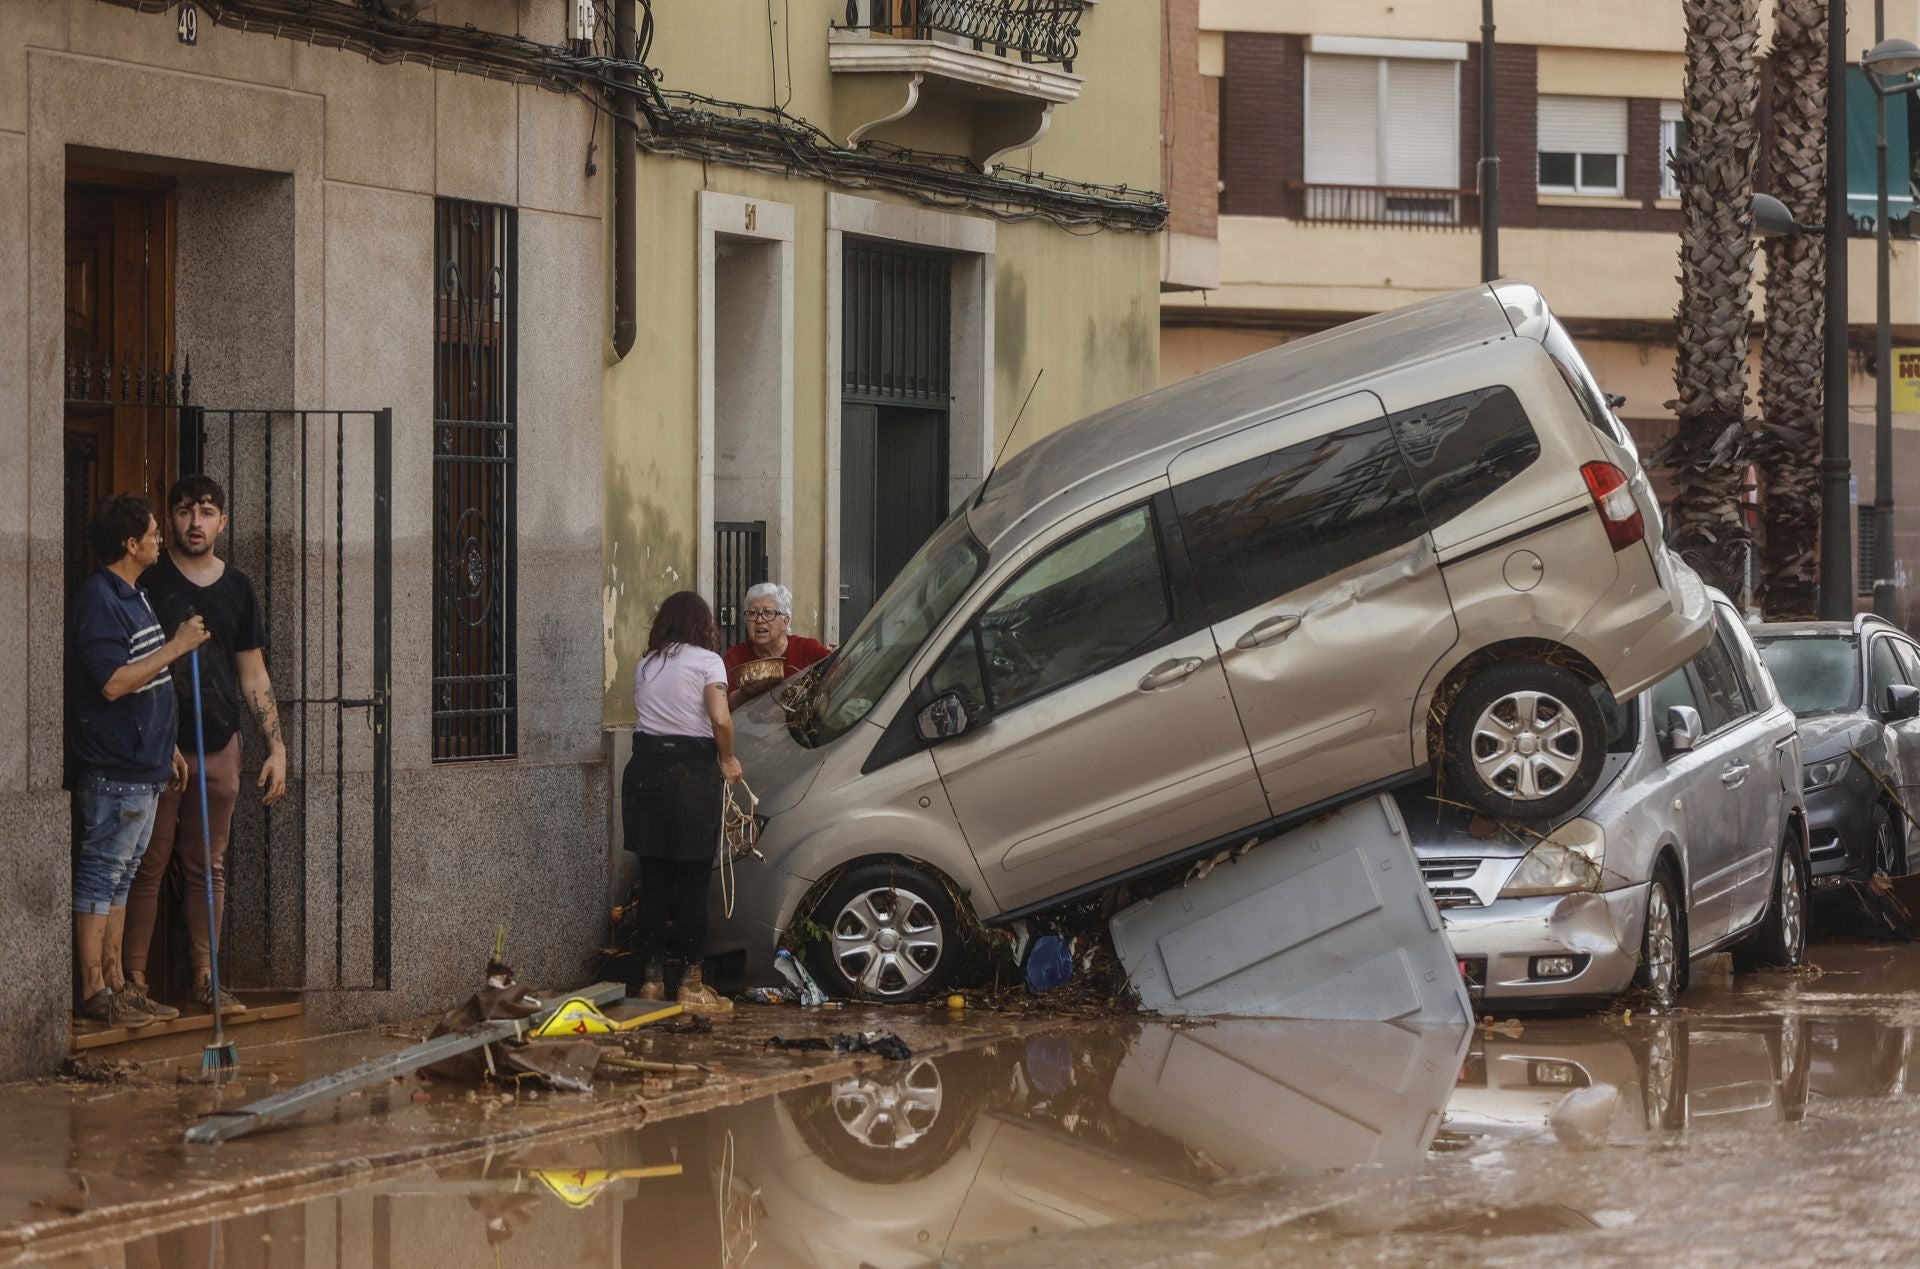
top-left (709, 281), bottom-right (1713, 1001)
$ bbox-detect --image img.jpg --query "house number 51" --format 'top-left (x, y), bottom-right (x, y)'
top-left (743, 203), bottom-right (757, 232)
top-left (177, 2), bottom-right (199, 44)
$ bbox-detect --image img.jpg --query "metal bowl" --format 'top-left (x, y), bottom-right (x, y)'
top-left (736, 656), bottom-right (787, 689)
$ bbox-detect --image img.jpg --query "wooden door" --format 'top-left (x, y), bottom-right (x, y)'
top-left (64, 177), bottom-right (177, 592)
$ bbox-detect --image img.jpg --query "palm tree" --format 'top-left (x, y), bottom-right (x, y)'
top-left (1755, 0), bottom-right (1827, 620)
top-left (1663, 0), bottom-right (1762, 598)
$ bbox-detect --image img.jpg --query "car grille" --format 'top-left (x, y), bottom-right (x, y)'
top-left (1422, 858), bottom-right (1485, 907)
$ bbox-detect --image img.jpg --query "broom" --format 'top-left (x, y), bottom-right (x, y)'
top-left (189, 648), bottom-right (237, 1072)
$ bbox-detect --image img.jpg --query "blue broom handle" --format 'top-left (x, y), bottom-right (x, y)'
top-left (188, 650), bottom-right (223, 1013)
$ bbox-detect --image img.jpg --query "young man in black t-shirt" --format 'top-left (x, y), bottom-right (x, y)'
top-left (126, 475), bottom-right (288, 1016)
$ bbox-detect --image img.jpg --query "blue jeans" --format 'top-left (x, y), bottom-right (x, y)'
top-left (73, 772), bottom-right (164, 916)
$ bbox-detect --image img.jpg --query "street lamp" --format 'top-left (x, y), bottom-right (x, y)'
top-left (1826, 1), bottom-right (1852, 619)
top-left (1754, 193), bottom-right (1809, 239)
top-left (1861, 33), bottom-right (1920, 621)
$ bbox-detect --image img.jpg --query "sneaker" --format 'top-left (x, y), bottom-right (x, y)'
top-left (631, 959), bottom-right (667, 1002)
top-left (675, 967), bottom-right (734, 1014)
top-left (195, 979), bottom-right (247, 1017)
top-left (76, 988), bottom-right (154, 1029)
top-left (117, 983), bottom-right (180, 1023)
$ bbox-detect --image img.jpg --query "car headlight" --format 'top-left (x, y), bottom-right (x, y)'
top-left (1498, 822), bottom-right (1606, 898)
top-left (1804, 756), bottom-right (1851, 791)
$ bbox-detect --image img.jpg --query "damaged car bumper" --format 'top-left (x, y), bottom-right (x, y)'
top-left (1441, 884), bottom-right (1650, 1008)
top-left (1803, 779), bottom-right (1879, 891)
top-left (701, 852), bottom-right (815, 989)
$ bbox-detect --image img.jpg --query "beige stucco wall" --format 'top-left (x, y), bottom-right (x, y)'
top-left (601, 0), bottom-right (1163, 726)
top-left (1198, 0), bottom-right (1920, 55)
top-left (1162, 216), bottom-right (1920, 332)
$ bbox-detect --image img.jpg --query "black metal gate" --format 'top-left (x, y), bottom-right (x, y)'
top-left (716, 520), bottom-right (769, 651)
top-left (841, 238), bottom-right (952, 635)
top-left (66, 354), bottom-right (394, 991)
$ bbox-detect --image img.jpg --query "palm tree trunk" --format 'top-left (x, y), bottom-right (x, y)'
top-left (1663, 0), bottom-right (1762, 598)
top-left (1755, 0), bottom-right (1827, 620)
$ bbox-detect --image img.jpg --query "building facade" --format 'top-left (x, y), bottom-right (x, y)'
top-left (1164, 0), bottom-right (1920, 627)
top-left (0, 0), bottom-right (1164, 1077)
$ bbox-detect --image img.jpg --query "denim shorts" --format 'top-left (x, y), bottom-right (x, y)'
top-left (73, 772), bottom-right (165, 916)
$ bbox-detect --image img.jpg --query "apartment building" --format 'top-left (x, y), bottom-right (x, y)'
top-left (1162, 0), bottom-right (1920, 624)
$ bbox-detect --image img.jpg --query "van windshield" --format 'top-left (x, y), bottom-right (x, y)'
top-left (793, 510), bottom-right (986, 747)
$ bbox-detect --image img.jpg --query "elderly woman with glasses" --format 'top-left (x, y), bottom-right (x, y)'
top-left (722, 582), bottom-right (831, 709)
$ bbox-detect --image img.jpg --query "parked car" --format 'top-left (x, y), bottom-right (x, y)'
top-left (1751, 614), bottom-right (1920, 892)
top-left (712, 280), bottom-right (1711, 1001)
top-left (1418, 591), bottom-right (1807, 1008)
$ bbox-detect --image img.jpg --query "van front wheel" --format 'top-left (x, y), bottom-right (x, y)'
top-left (804, 862), bottom-right (961, 1003)
top-left (1441, 659), bottom-right (1607, 824)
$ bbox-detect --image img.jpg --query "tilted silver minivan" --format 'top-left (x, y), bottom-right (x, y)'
top-left (710, 281), bottom-right (1712, 1001)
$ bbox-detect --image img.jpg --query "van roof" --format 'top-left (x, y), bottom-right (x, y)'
top-left (971, 281), bottom-right (1529, 551)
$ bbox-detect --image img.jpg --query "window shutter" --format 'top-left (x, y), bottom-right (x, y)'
top-left (1306, 55), bottom-right (1381, 184)
top-left (1383, 59), bottom-right (1458, 188)
top-left (1538, 96), bottom-right (1629, 154)
top-left (1660, 100), bottom-right (1682, 124)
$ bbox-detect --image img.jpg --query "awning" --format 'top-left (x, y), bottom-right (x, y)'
top-left (1847, 66), bottom-right (1916, 225)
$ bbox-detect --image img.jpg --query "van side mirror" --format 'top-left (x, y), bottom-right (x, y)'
top-left (916, 691), bottom-right (974, 742)
top-left (1885, 684), bottom-right (1920, 723)
top-left (1664, 705), bottom-right (1702, 753)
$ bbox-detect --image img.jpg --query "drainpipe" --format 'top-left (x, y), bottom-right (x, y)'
top-left (611, 0), bottom-right (638, 361)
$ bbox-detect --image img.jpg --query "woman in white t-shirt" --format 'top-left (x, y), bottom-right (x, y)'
top-left (623, 591), bottom-right (744, 1011)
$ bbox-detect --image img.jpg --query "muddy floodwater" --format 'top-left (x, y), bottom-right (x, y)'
top-left (26, 943), bottom-right (1920, 1267)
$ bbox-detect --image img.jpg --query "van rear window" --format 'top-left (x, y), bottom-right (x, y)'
top-left (1386, 386), bottom-right (1541, 528)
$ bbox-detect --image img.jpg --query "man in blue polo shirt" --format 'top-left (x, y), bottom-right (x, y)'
top-left (68, 493), bottom-right (207, 1028)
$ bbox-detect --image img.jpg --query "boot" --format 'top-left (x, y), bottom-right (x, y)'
top-left (634, 960), bottom-right (667, 1003)
top-left (675, 963), bottom-right (733, 1014)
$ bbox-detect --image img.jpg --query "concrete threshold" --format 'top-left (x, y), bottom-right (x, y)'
top-left (0, 996), bottom-right (1067, 1263)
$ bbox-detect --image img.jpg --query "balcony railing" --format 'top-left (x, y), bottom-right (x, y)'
top-left (1290, 182), bottom-right (1479, 229)
top-left (844, 0), bottom-right (1084, 73)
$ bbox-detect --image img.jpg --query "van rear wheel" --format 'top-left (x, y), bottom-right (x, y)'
top-left (804, 862), bottom-right (960, 1003)
top-left (1441, 659), bottom-right (1607, 823)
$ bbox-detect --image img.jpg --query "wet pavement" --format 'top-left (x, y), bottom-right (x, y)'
top-left (17, 943), bottom-right (1920, 1266)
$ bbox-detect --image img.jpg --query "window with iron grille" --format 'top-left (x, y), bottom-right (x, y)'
top-left (433, 199), bottom-right (517, 760)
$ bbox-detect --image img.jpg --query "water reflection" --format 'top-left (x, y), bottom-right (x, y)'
top-left (50, 1004), bottom-right (1920, 1268)
top-left (55, 1020), bottom-right (1467, 1268)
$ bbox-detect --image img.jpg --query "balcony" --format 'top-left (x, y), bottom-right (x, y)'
top-left (831, 0), bottom-right (1087, 172)
top-left (1288, 182), bottom-right (1479, 230)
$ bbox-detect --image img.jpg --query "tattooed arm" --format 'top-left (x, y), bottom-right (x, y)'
top-left (236, 647), bottom-right (288, 806)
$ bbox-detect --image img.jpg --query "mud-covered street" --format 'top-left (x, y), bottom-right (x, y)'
top-left (7, 941), bottom-right (1920, 1267)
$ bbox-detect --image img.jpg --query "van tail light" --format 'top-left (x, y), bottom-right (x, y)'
top-left (1581, 461), bottom-right (1645, 552)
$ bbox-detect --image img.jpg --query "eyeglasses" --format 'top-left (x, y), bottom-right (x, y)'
top-left (744, 610), bottom-right (787, 624)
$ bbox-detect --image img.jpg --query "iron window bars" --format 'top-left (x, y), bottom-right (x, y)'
top-left (433, 199), bottom-right (518, 761)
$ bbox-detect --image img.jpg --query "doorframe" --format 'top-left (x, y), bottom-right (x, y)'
top-left (824, 193), bottom-right (995, 643)
top-left (696, 191), bottom-right (795, 610)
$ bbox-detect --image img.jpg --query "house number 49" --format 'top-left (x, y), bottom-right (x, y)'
top-left (177, 2), bottom-right (199, 45)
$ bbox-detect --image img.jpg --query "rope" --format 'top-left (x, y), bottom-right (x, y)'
top-left (720, 779), bottom-right (761, 918)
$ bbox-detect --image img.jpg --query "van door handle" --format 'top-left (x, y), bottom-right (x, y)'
top-left (1721, 761), bottom-right (1750, 788)
top-left (1236, 614), bottom-right (1302, 650)
top-left (1138, 657), bottom-right (1203, 691)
